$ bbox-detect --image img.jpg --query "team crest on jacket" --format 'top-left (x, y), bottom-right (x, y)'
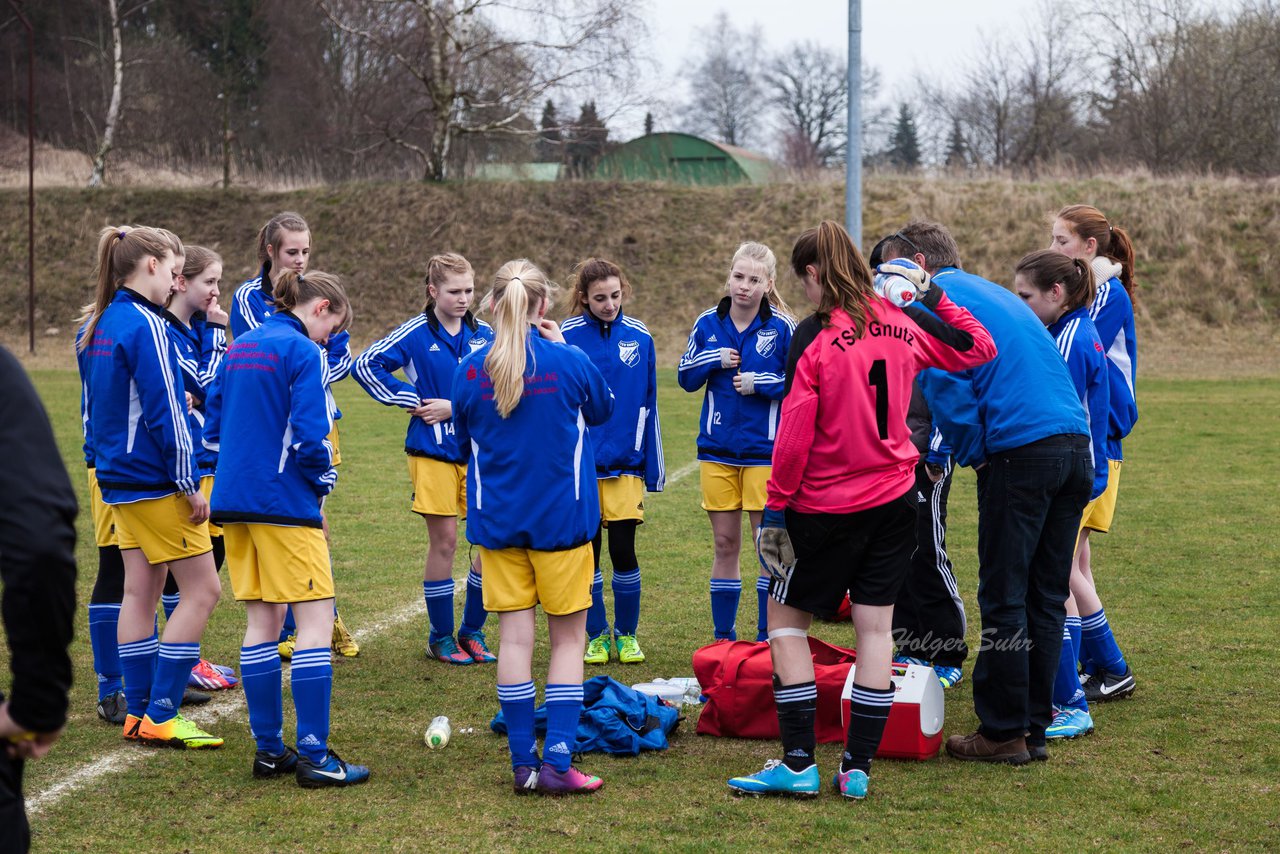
top-left (618, 339), bottom-right (640, 367)
top-left (469, 337), bottom-right (487, 351)
top-left (755, 329), bottom-right (778, 357)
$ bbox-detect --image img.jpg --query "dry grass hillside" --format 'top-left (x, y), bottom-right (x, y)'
top-left (1, 176), bottom-right (1277, 374)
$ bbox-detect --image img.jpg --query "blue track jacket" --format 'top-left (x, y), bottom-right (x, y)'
top-left (1089, 275), bottom-right (1139, 460)
top-left (354, 311), bottom-right (493, 463)
top-left (917, 269), bottom-right (1088, 468)
top-left (677, 297), bottom-right (794, 466)
top-left (1049, 306), bottom-right (1110, 499)
top-left (231, 267), bottom-right (353, 419)
top-left (206, 312), bottom-right (336, 528)
top-left (164, 312), bottom-right (227, 472)
top-left (561, 310), bottom-right (665, 491)
top-left (81, 289), bottom-right (198, 502)
top-left (452, 334), bottom-right (613, 551)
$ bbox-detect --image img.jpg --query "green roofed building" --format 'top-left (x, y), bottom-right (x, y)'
top-left (594, 132), bottom-right (775, 185)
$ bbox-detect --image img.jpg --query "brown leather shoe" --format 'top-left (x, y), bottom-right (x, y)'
top-left (945, 731), bottom-right (1031, 765)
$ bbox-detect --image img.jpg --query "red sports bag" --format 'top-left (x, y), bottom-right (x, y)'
top-left (692, 638), bottom-right (856, 742)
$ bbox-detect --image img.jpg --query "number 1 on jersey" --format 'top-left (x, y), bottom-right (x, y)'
top-left (867, 359), bottom-right (889, 440)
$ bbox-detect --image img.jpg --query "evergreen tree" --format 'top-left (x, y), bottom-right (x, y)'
top-left (945, 118), bottom-right (968, 169)
top-left (887, 104), bottom-right (921, 170)
top-left (643, 111), bottom-right (654, 136)
top-left (566, 101), bottom-right (609, 178)
top-left (537, 100), bottom-right (563, 162)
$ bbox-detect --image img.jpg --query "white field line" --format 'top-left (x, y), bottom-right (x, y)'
top-left (664, 460), bottom-right (698, 488)
top-left (28, 597), bottom-right (427, 816)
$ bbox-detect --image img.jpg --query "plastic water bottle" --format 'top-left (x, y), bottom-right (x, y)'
top-left (425, 715), bottom-right (451, 749)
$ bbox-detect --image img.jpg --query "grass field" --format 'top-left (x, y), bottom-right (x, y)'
top-left (6, 368), bottom-right (1280, 852)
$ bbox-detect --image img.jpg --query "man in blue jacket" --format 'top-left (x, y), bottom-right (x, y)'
top-left (881, 222), bottom-right (1093, 764)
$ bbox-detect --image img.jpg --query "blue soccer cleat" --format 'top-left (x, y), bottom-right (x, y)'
top-left (833, 767), bottom-right (869, 800)
top-left (933, 665), bottom-right (963, 688)
top-left (1046, 706), bottom-right (1095, 740)
top-left (727, 760), bottom-right (820, 798)
top-left (295, 750), bottom-right (370, 789)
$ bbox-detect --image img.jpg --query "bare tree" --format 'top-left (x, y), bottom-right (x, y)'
top-left (678, 12), bottom-right (763, 148)
top-left (87, 0), bottom-right (123, 187)
top-left (316, 0), bottom-right (644, 182)
top-left (765, 41), bottom-right (846, 169)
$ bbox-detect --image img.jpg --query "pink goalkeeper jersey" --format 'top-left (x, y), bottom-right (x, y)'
top-left (766, 293), bottom-right (996, 514)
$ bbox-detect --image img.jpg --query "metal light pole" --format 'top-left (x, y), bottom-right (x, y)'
top-left (846, 0), bottom-right (862, 248)
top-left (8, 0), bottom-right (35, 353)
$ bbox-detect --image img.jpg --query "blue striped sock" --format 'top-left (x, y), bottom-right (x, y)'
top-left (146, 641), bottom-right (199, 724)
top-left (612, 568), bottom-right (641, 636)
top-left (543, 683), bottom-right (584, 773)
top-left (586, 569), bottom-right (608, 639)
top-left (709, 579), bottom-right (741, 640)
top-left (240, 642), bottom-right (284, 753)
top-left (423, 579), bottom-right (456, 645)
top-left (755, 576), bottom-right (771, 641)
top-left (160, 593), bottom-right (180, 622)
top-left (291, 647), bottom-right (333, 763)
top-left (1081, 608), bottom-right (1127, 675)
top-left (118, 634), bottom-right (158, 718)
top-left (1065, 615), bottom-right (1083, 665)
top-left (1053, 625), bottom-right (1088, 710)
top-left (498, 681), bottom-right (539, 771)
top-left (459, 570), bottom-right (488, 636)
top-left (88, 604), bottom-right (123, 699)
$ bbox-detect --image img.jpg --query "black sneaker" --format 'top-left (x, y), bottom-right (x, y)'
top-left (253, 745), bottom-right (299, 779)
top-left (182, 686), bottom-right (212, 706)
top-left (1083, 663), bottom-right (1136, 702)
top-left (96, 689), bottom-right (128, 724)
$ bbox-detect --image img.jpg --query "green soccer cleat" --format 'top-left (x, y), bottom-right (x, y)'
top-left (615, 634), bottom-right (646, 664)
top-left (584, 634), bottom-right (610, 665)
top-left (136, 713), bottom-right (224, 749)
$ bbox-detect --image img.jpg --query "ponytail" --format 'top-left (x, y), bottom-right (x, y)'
top-left (1054, 204), bottom-right (1138, 303)
top-left (1014, 249), bottom-right (1096, 314)
top-left (483, 259), bottom-right (555, 418)
top-left (255, 211), bottom-right (309, 273)
top-left (790, 220), bottom-right (875, 334)
top-left (78, 225), bottom-right (181, 352)
top-left (423, 252), bottom-right (474, 314)
top-left (274, 270), bottom-right (351, 333)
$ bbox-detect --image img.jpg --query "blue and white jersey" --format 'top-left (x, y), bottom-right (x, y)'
top-left (561, 309), bottom-right (664, 491)
top-left (1088, 267), bottom-right (1138, 460)
top-left (1049, 306), bottom-right (1110, 500)
top-left (354, 310), bottom-right (492, 463)
top-left (452, 333), bottom-right (614, 551)
top-left (81, 289), bottom-right (198, 503)
top-left (206, 311), bottom-right (335, 528)
top-left (163, 312), bottom-right (227, 472)
top-left (917, 268), bottom-right (1088, 468)
top-left (677, 297), bottom-right (794, 466)
top-left (75, 323), bottom-right (95, 469)
top-left (231, 266), bottom-right (353, 420)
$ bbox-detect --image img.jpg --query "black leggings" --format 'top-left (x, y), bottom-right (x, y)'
top-left (591, 520), bottom-right (639, 572)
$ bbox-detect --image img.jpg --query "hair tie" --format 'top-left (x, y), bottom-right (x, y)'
top-left (510, 276), bottom-right (523, 284)
top-left (117, 230), bottom-right (127, 240)
top-left (296, 273), bottom-right (305, 282)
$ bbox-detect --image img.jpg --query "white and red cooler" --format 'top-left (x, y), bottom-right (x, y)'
top-left (841, 663), bottom-right (944, 760)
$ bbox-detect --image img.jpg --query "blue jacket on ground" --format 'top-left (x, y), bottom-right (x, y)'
top-left (561, 310), bottom-right (665, 491)
top-left (452, 334), bottom-right (613, 551)
top-left (164, 312), bottom-right (227, 472)
top-left (231, 267), bottom-right (353, 420)
top-left (917, 268), bottom-right (1088, 468)
top-left (81, 289), bottom-right (198, 502)
top-left (355, 310), bottom-right (493, 462)
top-left (1089, 273), bottom-right (1139, 460)
top-left (206, 311), bottom-right (336, 528)
top-left (677, 297), bottom-right (794, 466)
top-left (1049, 306), bottom-right (1110, 500)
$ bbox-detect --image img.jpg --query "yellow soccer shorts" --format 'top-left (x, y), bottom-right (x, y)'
top-left (113, 493), bottom-right (212, 564)
top-left (1080, 460), bottom-right (1123, 535)
top-left (87, 468), bottom-right (118, 548)
top-left (199, 475), bottom-right (223, 537)
top-left (598, 475), bottom-right (644, 524)
top-left (700, 462), bottom-right (770, 513)
top-left (408, 456), bottom-right (467, 518)
top-left (327, 423), bottom-right (342, 467)
top-left (223, 522), bottom-right (334, 603)
top-left (477, 543), bottom-right (593, 615)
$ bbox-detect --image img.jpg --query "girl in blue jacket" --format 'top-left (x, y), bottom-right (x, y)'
top-left (207, 270), bottom-right (370, 788)
top-left (231, 211), bottom-right (358, 658)
top-left (1050, 205), bottom-right (1139, 702)
top-left (678, 242), bottom-right (794, 642)
top-left (561, 258), bottom-right (664, 665)
top-left (453, 259), bottom-right (613, 795)
top-left (78, 226), bottom-right (223, 750)
top-left (1014, 249), bottom-right (1108, 740)
top-left (354, 253), bottom-right (496, 666)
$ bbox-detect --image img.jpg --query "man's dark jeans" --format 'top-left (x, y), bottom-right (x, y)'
top-left (972, 434), bottom-right (1092, 744)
